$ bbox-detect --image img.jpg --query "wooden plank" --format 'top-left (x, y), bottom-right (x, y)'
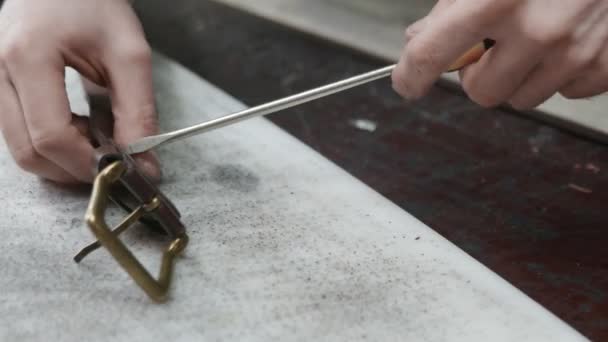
top-left (212, 0), bottom-right (608, 142)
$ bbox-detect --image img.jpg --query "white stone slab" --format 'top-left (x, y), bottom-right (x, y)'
top-left (0, 53), bottom-right (588, 341)
top-left (212, 0), bottom-right (608, 142)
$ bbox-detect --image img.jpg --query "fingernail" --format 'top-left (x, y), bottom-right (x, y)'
top-left (391, 63), bottom-right (413, 101)
top-left (134, 152), bottom-right (161, 183)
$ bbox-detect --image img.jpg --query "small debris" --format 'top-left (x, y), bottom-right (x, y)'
top-left (415, 236), bottom-right (420, 241)
top-left (349, 118), bottom-right (378, 132)
top-left (568, 183), bottom-right (593, 194)
top-left (281, 73), bottom-right (299, 87)
top-left (585, 163), bottom-right (600, 174)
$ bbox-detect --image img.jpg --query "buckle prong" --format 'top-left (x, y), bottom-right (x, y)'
top-left (74, 196), bottom-right (161, 262)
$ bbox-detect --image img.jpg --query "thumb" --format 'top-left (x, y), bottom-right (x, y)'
top-left (104, 43), bottom-right (161, 182)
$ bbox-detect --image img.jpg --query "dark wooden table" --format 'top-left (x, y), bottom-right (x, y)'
top-left (136, 1), bottom-right (607, 339)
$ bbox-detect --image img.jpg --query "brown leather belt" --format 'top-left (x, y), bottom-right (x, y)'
top-left (73, 95), bottom-right (188, 302)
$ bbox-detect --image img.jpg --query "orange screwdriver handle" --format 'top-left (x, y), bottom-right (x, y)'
top-left (447, 39), bottom-right (495, 72)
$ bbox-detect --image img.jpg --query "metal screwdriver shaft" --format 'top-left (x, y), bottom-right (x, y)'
top-left (126, 40), bottom-right (494, 155)
top-left (126, 64), bottom-right (396, 155)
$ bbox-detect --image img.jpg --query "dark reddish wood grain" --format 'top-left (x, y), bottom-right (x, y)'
top-left (136, 1), bottom-right (608, 339)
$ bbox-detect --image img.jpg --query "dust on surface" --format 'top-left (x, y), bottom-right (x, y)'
top-left (210, 164), bottom-right (260, 193)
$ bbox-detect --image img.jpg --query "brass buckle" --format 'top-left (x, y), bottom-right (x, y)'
top-left (74, 160), bottom-right (188, 302)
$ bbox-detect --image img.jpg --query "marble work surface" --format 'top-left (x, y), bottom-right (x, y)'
top-left (0, 53), bottom-right (587, 341)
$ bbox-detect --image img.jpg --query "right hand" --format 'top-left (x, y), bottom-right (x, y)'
top-left (392, 0), bottom-right (608, 110)
top-left (0, 0), bottom-right (160, 184)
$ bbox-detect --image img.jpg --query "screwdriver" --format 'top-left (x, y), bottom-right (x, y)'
top-left (126, 39), bottom-right (495, 155)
